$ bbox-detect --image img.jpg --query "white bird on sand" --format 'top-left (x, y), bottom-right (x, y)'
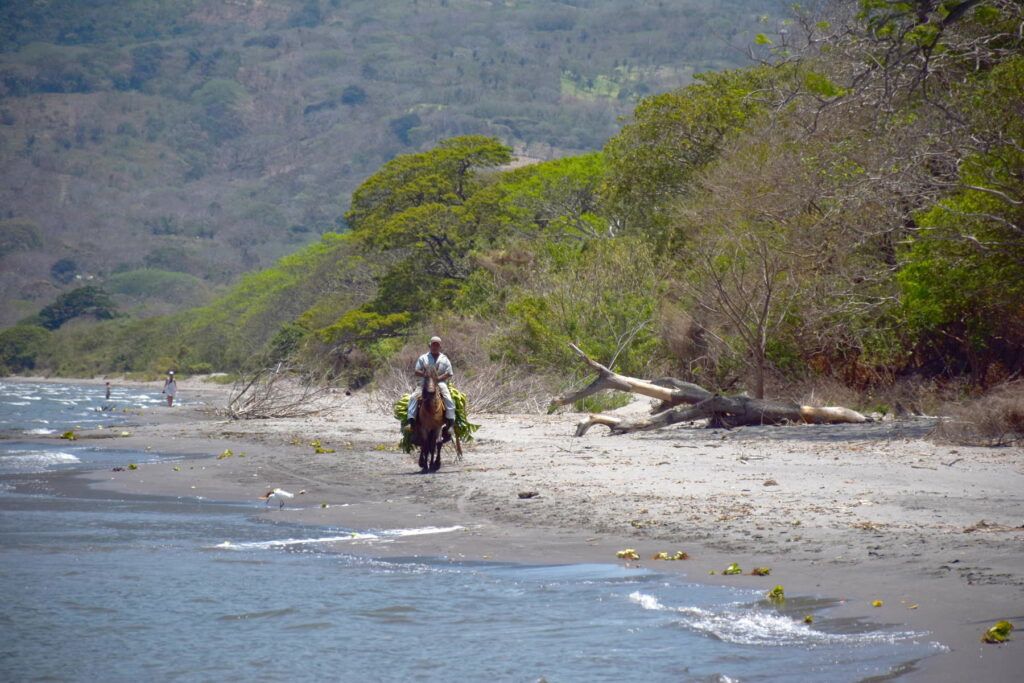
top-left (259, 488), bottom-right (294, 508)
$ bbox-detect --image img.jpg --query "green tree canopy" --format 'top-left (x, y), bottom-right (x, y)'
top-left (0, 325), bottom-right (52, 373)
top-left (38, 286), bottom-right (118, 330)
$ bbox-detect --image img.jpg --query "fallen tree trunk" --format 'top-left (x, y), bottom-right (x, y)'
top-left (551, 344), bottom-right (868, 436)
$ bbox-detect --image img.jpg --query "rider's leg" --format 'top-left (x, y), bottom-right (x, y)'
top-left (438, 383), bottom-right (455, 441)
top-left (406, 389), bottom-right (421, 425)
top-left (438, 383), bottom-right (456, 420)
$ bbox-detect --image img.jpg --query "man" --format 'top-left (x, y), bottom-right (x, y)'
top-left (406, 336), bottom-right (455, 437)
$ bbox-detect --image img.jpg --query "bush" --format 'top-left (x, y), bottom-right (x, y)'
top-left (930, 382), bottom-right (1024, 447)
top-left (0, 325), bottom-right (52, 373)
top-left (0, 218), bottom-right (43, 258)
top-left (105, 269), bottom-right (206, 304)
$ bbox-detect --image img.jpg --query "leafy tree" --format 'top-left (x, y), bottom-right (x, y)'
top-left (494, 153), bottom-right (615, 240)
top-left (388, 113), bottom-right (422, 145)
top-left (49, 259), bottom-right (79, 286)
top-left (346, 135), bottom-right (513, 243)
top-left (0, 325), bottom-right (52, 373)
top-left (0, 218), bottom-right (43, 258)
top-left (191, 78), bottom-right (249, 144)
top-left (340, 85), bottom-right (368, 105)
top-left (38, 286), bottom-right (118, 330)
top-left (603, 66), bottom-right (785, 242)
top-left (496, 238), bottom-right (666, 378)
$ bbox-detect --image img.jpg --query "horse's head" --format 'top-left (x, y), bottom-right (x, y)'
top-left (420, 365), bottom-right (439, 398)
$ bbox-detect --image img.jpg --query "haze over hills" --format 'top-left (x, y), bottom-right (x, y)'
top-left (0, 0), bottom-right (781, 326)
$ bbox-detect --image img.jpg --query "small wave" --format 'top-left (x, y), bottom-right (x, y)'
top-left (283, 621), bottom-right (333, 631)
top-left (23, 428), bottom-right (56, 435)
top-left (0, 450), bottom-right (81, 473)
top-left (628, 591), bottom-right (926, 647)
top-left (217, 607), bottom-right (298, 621)
top-left (211, 526), bottom-right (465, 552)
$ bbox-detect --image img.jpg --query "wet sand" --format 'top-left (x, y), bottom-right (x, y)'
top-left (17, 375), bottom-right (1024, 680)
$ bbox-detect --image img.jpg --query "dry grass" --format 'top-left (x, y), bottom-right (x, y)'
top-left (929, 381), bottom-right (1024, 447)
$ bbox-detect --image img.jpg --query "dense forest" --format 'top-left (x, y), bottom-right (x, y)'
top-left (0, 0), bottom-right (780, 326)
top-left (2, 1), bottom-right (1023, 424)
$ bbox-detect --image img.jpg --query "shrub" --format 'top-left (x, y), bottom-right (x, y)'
top-left (0, 325), bottom-right (52, 373)
top-left (930, 382), bottom-right (1024, 447)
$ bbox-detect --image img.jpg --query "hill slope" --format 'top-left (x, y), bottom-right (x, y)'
top-left (0, 0), bottom-right (781, 325)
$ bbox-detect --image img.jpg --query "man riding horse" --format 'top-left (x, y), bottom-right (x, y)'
top-left (405, 336), bottom-right (455, 441)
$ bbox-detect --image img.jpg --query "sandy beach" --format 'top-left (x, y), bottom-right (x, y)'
top-left (24, 375), bottom-right (1023, 681)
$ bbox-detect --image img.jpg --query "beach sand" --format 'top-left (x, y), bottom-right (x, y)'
top-left (30, 375), bottom-right (1023, 680)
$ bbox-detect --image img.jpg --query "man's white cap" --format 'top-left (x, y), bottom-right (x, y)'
top-left (429, 336), bottom-right (442, 344)
top-left (168, 370), bottom-right (174, 375)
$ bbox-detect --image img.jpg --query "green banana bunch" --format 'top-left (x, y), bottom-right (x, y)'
top-left (393, 386), bottom-right (480, 453)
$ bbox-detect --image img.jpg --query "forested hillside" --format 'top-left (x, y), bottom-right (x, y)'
top-left (0, 0), bottom-right (780, 325)
top-left (3, 1), bottom-right (1022, 422)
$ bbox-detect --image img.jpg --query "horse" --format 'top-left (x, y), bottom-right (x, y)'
top-left (413, 365), bottom-right (447, 473)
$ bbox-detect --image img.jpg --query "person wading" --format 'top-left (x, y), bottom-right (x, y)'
top-left (161, 370), bottom-right (177, 407)
top-left (405, 336), bottom-right (455, 440)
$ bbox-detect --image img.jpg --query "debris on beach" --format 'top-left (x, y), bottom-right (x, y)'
top-left (217, 449), bottom-right (233, 459)
top-left (518, 491), bottom-right (539, 499)
top-left (651, 551), bottom-right (689, 560)
top-left (963, 520), bottom-right (1024, 534)
top-left (750, 567), bottom-right (771, 576)
top-left (981, 620), bottom-right (1013, 644)
top-left (723, 562), bottom-right (742, 575)
top-left (616, 549), bottom-right (640, 560)
top-left (872, 600), bottom-right (883, 607)
top-left (766, 585), bottom-right (785, 602)
top-left (60, 431), bottom-right (77, 440)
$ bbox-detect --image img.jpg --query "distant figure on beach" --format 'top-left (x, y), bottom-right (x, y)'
top-left (405, 336), bottom-right (455, 438)
top-left (161, 371), bottom-right (177, 407)
top-left (104, 382), bottom-right (111, 400)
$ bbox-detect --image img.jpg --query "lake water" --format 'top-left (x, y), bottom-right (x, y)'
top-left (0, 381), bottom-right (945, 681)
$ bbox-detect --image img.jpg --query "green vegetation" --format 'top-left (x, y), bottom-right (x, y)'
top-left (4, 1), bottom-right (1023, 411)
top-left (0, 0), bottom-right (780, 327)
top-left (0, 325), bottom-right (52, 374)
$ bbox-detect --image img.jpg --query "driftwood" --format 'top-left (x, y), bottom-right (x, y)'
top-left (551, 344), bottom-right (868, 436)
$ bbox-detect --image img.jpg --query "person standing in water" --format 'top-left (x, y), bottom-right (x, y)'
top-left (161, 371), bottom-right (177, 407)
top-left (104, 382), bottom-right (111, 400)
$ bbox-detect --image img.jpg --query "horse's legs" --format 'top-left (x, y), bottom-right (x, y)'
top-left (429, 432), bottom-right (442, 472)
top-left (418, 444), bottom-right (428, 472)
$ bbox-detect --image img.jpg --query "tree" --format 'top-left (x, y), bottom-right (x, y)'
top-left (0, 219), bottom-right (43, 258)
top-left (495, 153), bottom-right (616, 239)
top-left (345, 135), bottom-right (513, 245)
top-left (50, 258), bottom-right (78, 284)
top-left (335, 136), bottom-right (513, 346)
top-left (602, 66), bottom-right (786, 242)
top-left (38, 286), bottom-right (118, 330)
top-left (0, 325), bottom-right (52, 373)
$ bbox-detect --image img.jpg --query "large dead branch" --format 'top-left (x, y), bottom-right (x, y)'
top-left (224, 364), bottom-right (334, 419)
top-left (552, 344), bottom-right (867, 435)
